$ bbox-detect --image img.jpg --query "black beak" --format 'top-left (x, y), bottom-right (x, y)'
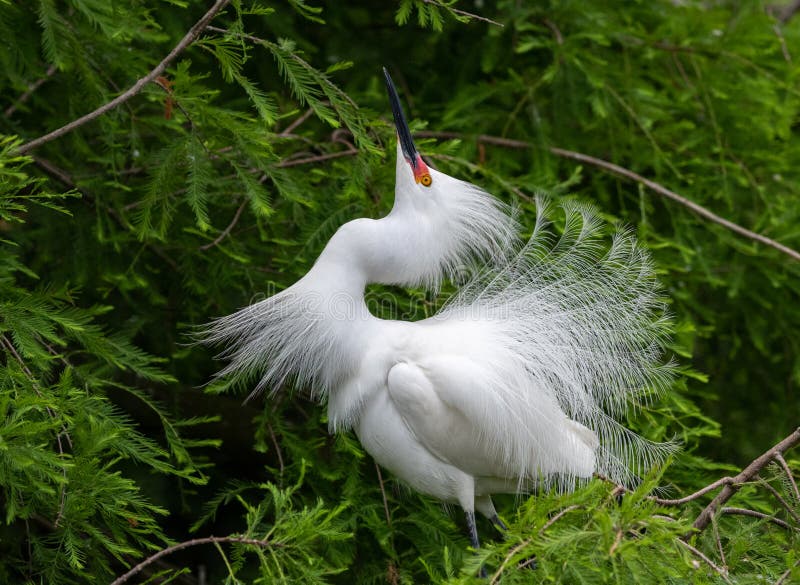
top-left (383, 67), bottom-right (420, 170)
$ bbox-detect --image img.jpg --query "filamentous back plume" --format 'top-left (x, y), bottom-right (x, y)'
top-left (202, 68), bottom-right (676, 561)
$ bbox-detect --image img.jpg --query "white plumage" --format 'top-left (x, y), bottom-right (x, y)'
top-left (204, 70), bottom-right (674, 554)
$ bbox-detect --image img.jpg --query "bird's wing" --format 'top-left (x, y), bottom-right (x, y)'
top-left (386, 356), bottom-right (598, 484)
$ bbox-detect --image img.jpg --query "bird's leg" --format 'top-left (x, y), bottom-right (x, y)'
top-left (476, 496), bottom-right (536, 570)
top-left (490, 514), bottom-right (508, 532)
top-left (464, 510), bottom-right (487, 578)
top-left (476, 495), bottom-right (507, 533)
top-left (465, 509), bottom-right (481, 550)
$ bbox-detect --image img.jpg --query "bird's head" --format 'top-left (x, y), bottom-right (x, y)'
top-left (375, 68), bottom-right (517, 289)
top-left (383, 68), bottom-right (435, 195)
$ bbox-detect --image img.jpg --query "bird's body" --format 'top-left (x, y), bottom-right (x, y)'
top-left (206, 70), bottom-right (673, 553)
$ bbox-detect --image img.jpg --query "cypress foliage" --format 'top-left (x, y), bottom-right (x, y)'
top-left (1, 1), bottom-right (798, 582)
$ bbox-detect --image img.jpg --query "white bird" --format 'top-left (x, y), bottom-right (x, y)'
top-left (205, 69), bottom-right (674, 559)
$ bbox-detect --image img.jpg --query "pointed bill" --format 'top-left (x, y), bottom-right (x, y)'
top-left (383, 67), bottom-right (421, 170)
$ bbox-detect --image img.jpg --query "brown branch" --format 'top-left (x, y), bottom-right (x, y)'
top-left (608, 528), bottom-right (623, 555)
top-left (539, 504), bottom-right (581, 536)
top-left (779, 0), bottom-right (800, 23)
top-left (758, 477), bottom-right (800, 524)
top-left (267, 421), bottom-right (285, 480)
top-left (421, 0), bottom-right (504, 27)
top-left (721, 507), bottom-right (795, 531)
top-left (199, 199), bottom-right (246, 251)
top-left (415, 131), bottom-right (800, 262)
top-left (548, 147), bottom-right (800, 262)
top-left (774, 453), bottom-right (800, 502)
top-left (374, 463), bottom-right (393, 531)
top-left (109, 535), bottom-right (278, 585)
top-left (5, 64), bottom-right (58, 118)
top-left (279, 107), bottom-right (316, 136)
top-left (776, 558), bottom-right (800, 585)
top-left (676, 539), bottom-right (732, 584)
top-left (490, 538), bottom-right (532, 585)
top-left (691, 428), bottom-right (800, 536)
top-left (17, 0), bottom-right (231, 154)
top-left (275, 149), bottom-right (358, 168)
top-left (649, 477), bottom-right (736, 506)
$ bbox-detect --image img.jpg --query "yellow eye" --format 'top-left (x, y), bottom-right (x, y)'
top-left (420, 173), bottom-right (432, 187)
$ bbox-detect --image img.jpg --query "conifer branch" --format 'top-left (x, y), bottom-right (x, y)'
top-left (774, 453), bottom-right (800, 502)
top-left (720, 507), bottom-right (795, 531)
top-left (274, 148), bottom-right (358, 168)
top-left (691, 428), bottom-right (800, 536)
top-left (16, 0), bottom-right (231, 154)
top-left (757, 477), bottom-right (800, 523)
top-left (414, 131), bottom-right (800, 262)
top-left (0, 334), bottom-right (70, 527)
top-left (676, 539), bottom-right (732, 583)
top-left (110, 535), bottom-right (280, 585)
top-left (421, 0), bottom-right (505, 27)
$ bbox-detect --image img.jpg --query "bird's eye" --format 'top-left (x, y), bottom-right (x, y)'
top-left (420, 174), bottom-right (432, 187)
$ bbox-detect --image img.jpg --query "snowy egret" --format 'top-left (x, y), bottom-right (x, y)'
top-left (205, 69), bottom-right (674, 558)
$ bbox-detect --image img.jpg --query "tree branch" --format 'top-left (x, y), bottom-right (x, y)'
top-left (721, 507), bottom-right (795, 531)
top-left (109, 535), bottom-right (278, 585)
top-left (198, 199), bottom-right (246, 251)
top-left (414, 131), bottom-right (800, 262)
top-left (17, 0), bottom-right (231, 154)
top-left (5, 64), bottom-right (58, 118)
top-left (275, 148), bottom-right (358, 168)
top-left (691, 428), bottom-right (800, 536)
top-left (421, 0), bottom-right (504, 27)
top-left (676, 539), bottom-right (732, 584)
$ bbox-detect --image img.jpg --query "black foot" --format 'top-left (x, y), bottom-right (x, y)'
top-left (490, 514), bottom-right (508, 532)
top-left (465, 510), bottom-right (487, 577)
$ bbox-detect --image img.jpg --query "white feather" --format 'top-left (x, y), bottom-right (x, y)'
top-left (203, 156), bottom-right (674, 512)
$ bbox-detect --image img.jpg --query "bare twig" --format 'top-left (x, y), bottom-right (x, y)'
top-left (776, 558), bottom-right (800, 585)
top-left (5, 64), bottom-right (58, 118)
top-left (280, 107), bottom-right (316, 136)
top-left (17, 0), bottom-right (231, 154)
top-left (676, 539), bottom-right (732, 584)
top-left (711, 515), bottom-right (727, 573)
top-left (542, 18), bottom-right (564, 45)
top-left (199, 200), bottom-right (247, 251)
top-left (110, 535), bottom-right (278, 585)
top-left (608, 528), bottom-right (623, 555)
top-left (758, 477), bottom-right (800, 523)
top-left (490, 538), bottom-right (532, 584)
top-left (692, 428), bottom-right (800, 536)
top-left (275, 149), bottom-right (358, 168)
top-left (421, 0), bottom-right (504, 27)
top-left (374, 464), bottom-right (393, 531)
top-left (650, 477), bottom-right (736, 506)
top-left (721, 507), bottom-right (795, 531)
top-left (267, 421), bottom-right (285, 480)
top-left (774, 453), bottom-right (800, 502)
top-left (779, 0), bottom-right (800, 23)
top-left (549, 147), bottom-right (800, 262)
top-left (414, 130), bottom-right (800, 262)
top-left (539, 505), bottom-right (581, 536)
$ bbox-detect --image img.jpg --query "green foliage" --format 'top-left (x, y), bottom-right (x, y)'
top-left (0, 0), bottom-right (798, 583)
